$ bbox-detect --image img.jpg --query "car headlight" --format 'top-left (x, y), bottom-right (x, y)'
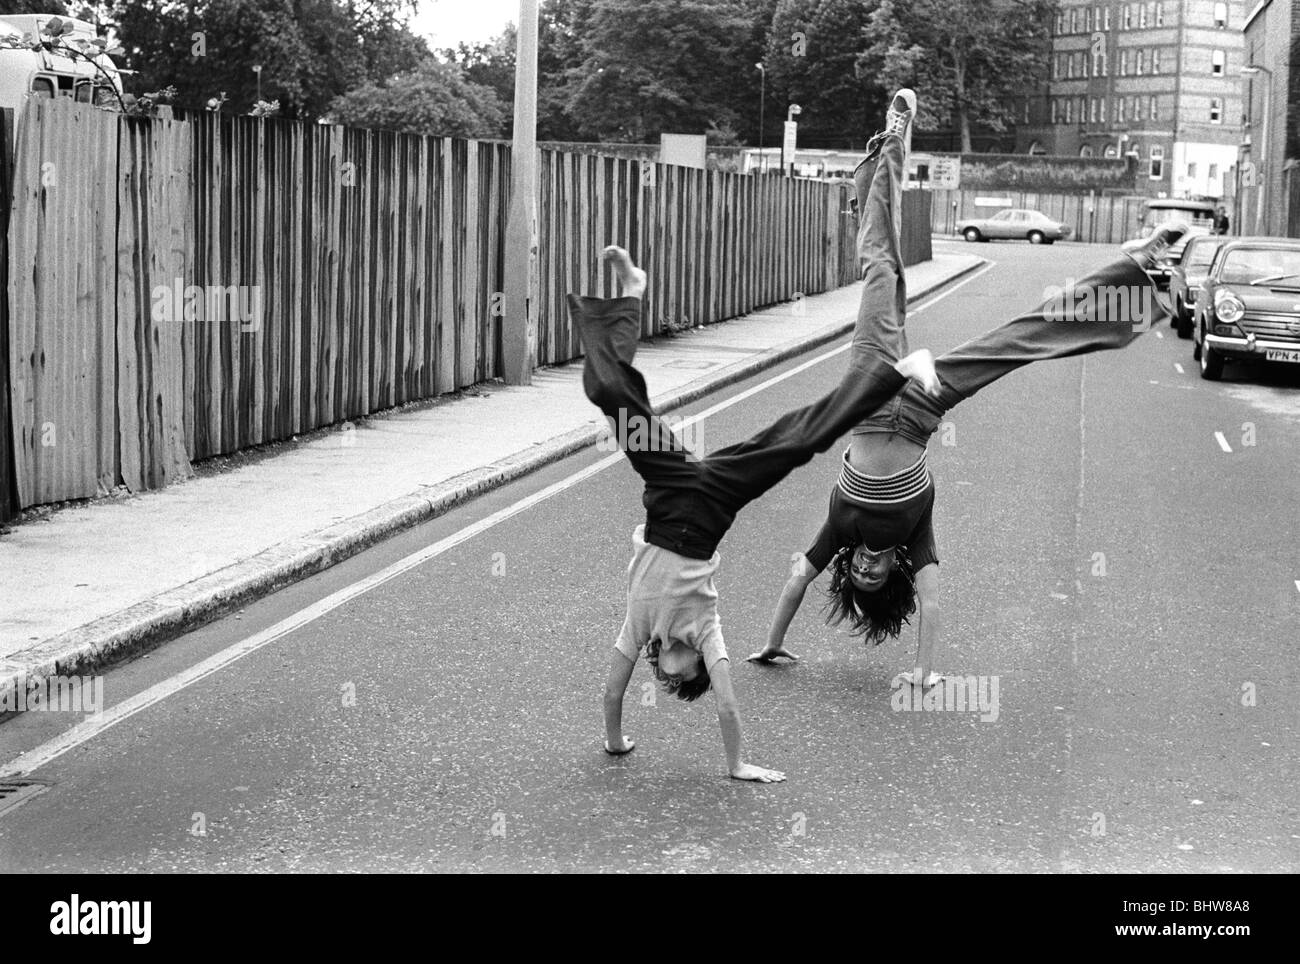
top-left (1213, 289), bottom-right (1245, 324)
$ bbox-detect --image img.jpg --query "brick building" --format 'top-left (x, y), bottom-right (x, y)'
top-left (1015, 1), bottom-right (1246, 199)
top-left (1239, 0), bottom-right (1297, 236)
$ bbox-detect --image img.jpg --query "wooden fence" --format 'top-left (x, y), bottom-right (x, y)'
top-left (1, 100), bottom-right (932, 518)
top-left (928, 187), bottom-right (1148, 245)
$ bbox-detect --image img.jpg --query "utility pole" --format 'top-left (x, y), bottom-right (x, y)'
top-left (503, 0), bottom-right (538, 385)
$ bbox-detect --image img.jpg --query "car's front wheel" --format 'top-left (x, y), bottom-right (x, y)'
top-left (1199, 321), bottom-right (1225, 380)
top-left (1174, 299), bottom-right (1193, 338)
top-left (1027, 230), bottom-right (1045, 244)
top-left (963, 227), bottom-right (982, 243)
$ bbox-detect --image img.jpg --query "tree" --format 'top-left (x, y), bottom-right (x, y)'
top-left (761, 0), bottom-right (886, 149)
top-left (0, 1), bottom-right (70, 13)
top-left (561, 0), bottom-right (753, 142)
top-left (857, 0), bottom-right (1053, 153)
top-left (107, 0), bottom-right (428, 117)
top-left (327, 58), bottom-right (506, 137)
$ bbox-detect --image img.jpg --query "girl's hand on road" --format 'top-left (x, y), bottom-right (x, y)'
top-left (745, 646), bottom-right (801, 664)
top-left (893, 669), bottom-right (945, 690)
top-left (730, 763), bottom-right (787, 783)
top-left (604, 736), bottom-right (635, 755)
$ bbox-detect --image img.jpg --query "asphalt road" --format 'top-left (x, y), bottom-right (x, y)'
top-left (2, 240), bottom-right (1297, 872)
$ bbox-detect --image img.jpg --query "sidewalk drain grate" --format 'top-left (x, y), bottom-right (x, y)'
top-left (0, 779), bottom-right (52, 817)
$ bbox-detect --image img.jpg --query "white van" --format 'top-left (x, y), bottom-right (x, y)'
top-left (0, 14), bottom-right (123, 124)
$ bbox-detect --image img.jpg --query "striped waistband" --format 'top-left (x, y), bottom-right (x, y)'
top-left (837, 449), bottom-right (930, 504)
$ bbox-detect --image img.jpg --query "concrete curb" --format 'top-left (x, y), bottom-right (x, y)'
top-left (0, 257), bottom-right (987, 705)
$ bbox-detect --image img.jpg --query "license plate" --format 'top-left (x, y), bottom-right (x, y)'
top-left (1265, 348), bottom-right (1300, 363)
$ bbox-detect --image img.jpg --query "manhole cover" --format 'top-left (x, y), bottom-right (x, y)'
top-left (0, 779), bottom-right (52, 817)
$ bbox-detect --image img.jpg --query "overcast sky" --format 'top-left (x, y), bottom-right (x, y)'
top-left (409, 0), bottom-right (523, 48)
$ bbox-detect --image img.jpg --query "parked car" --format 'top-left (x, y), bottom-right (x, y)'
top-left (1121, 223), bottom-right (1213, 291)
top-left (956, 209), bottom-right (1071, 244)
top-left (1191, 238), bottom-right (1300, 380)
top-left (1168, 234), bottom-right (1226, 338)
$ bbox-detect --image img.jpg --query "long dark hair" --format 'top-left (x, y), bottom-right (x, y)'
top-left (824, 546), bottom-right (917, 645)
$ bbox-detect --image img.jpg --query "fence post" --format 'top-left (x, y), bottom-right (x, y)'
top-left (502, 0), bottom-right (538, 385)
top-left (0, 107), bottom-right (14, 522)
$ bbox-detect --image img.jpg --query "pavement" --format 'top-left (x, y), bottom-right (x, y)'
top-left (2, 239), bottom-right (1295, 872)
top-left (0, 250), bottom-right (985, 710)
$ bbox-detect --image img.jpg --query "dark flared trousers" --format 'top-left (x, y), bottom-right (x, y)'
top-left (569, 294), bottom-right (907, 560)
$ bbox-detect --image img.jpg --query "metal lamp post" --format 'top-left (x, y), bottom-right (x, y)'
top-left (1241, 64), bottom-right (1273, 235)
top-left (755, 62), bottom-right (766, 174)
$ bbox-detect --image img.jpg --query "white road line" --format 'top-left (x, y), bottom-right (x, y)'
top-left (1174, 363), bottom-right (1184, 374)
top-left (0, 268), bottom-right (988, 779)
top-left (1155, 331), bottom-right (1164, 339)
top-left (1295, 580), bottom-right (1300, 594)
top-left (908, 261), bottom-right (993, 313)
top-left (1215, 431), bottom-right (1233, 453)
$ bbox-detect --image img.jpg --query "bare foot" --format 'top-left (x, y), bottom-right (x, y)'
top-left (894, 348), bottom-right (941, 397)
top-left (602, 245), bottom-right (647, 299)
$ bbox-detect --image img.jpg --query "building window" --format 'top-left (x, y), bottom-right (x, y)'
top-left (1139, 3), bottom-right (1147, 28)
top-left (1188, 162), bottom-right (1198, 179)
top-left (1117, 97), bottom-right (1126, 122)
top-left (1155, 3), bottom-right (1163, 27)
top-left (1210, 98), bottom-right (1222, 123)
top-left (1211, 49), bottom-right (1225, 76)
top-left (1135, 49), bottom-right (1144, 75)
top-left (1209, 163), bottom-right (1219, 180)
top-left (1100, 97), bottom-right (1107, 122)
top-left (1124, 5), bottom-right (1132, 29)
top-left (1081, 145), bottom-right (1095, 157)
top-left (1082, 51), bottom-right (1090, 77)
top-left (1150, 95), bottom-right (1159, 120)
top-left (1095, 6), bottom-right (1103, 31)
top-left (1050, 99), bottom-right (1058, 124)
top-left (1090, 98), bottom-right (1098, 123)
top-left (1085, 7), bottom-right (1092, 30)
top-left (1104, 7), bottom-right (1111, 29)
top-left (1153, 48), bottom-right (1160, 74)
top-left (1150, 145), bottom-right (1164, 179)
top-left (1024, 99), bottom-right (1030, 123)
top-left (1066, 99), bottom-right (1074, 124)
top-left (1056, 10), bottom-right (1064, 34)
top-left (1120, 49), bottom-right (1128, 75)
top-left (1213, 2), bottom-right (1227, 28)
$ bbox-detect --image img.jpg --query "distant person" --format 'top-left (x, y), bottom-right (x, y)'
top-left (1214, 207), bottom-right (1230, 235)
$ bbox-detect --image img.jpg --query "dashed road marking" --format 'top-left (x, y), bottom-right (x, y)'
top-left (1214, 431), bottom-right (1232, 453)
top-left (1174, 363), bottom-right (1184, 374)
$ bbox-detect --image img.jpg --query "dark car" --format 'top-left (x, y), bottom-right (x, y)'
top-left (1192, 238), bottom-right (1300, 380)
top-left (1168, 234), bottom-right (1226, 338)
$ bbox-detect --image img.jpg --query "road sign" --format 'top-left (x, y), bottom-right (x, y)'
top-left (928, 156), bottom-right (961, 189)
top-left (782, 121), bottom-right (797, 172)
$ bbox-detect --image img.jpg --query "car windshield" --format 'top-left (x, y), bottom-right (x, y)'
top-left (1219, 248), bottom-right (1300, 285)
top-left (1184, 241), bottom-right (1221, 270)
